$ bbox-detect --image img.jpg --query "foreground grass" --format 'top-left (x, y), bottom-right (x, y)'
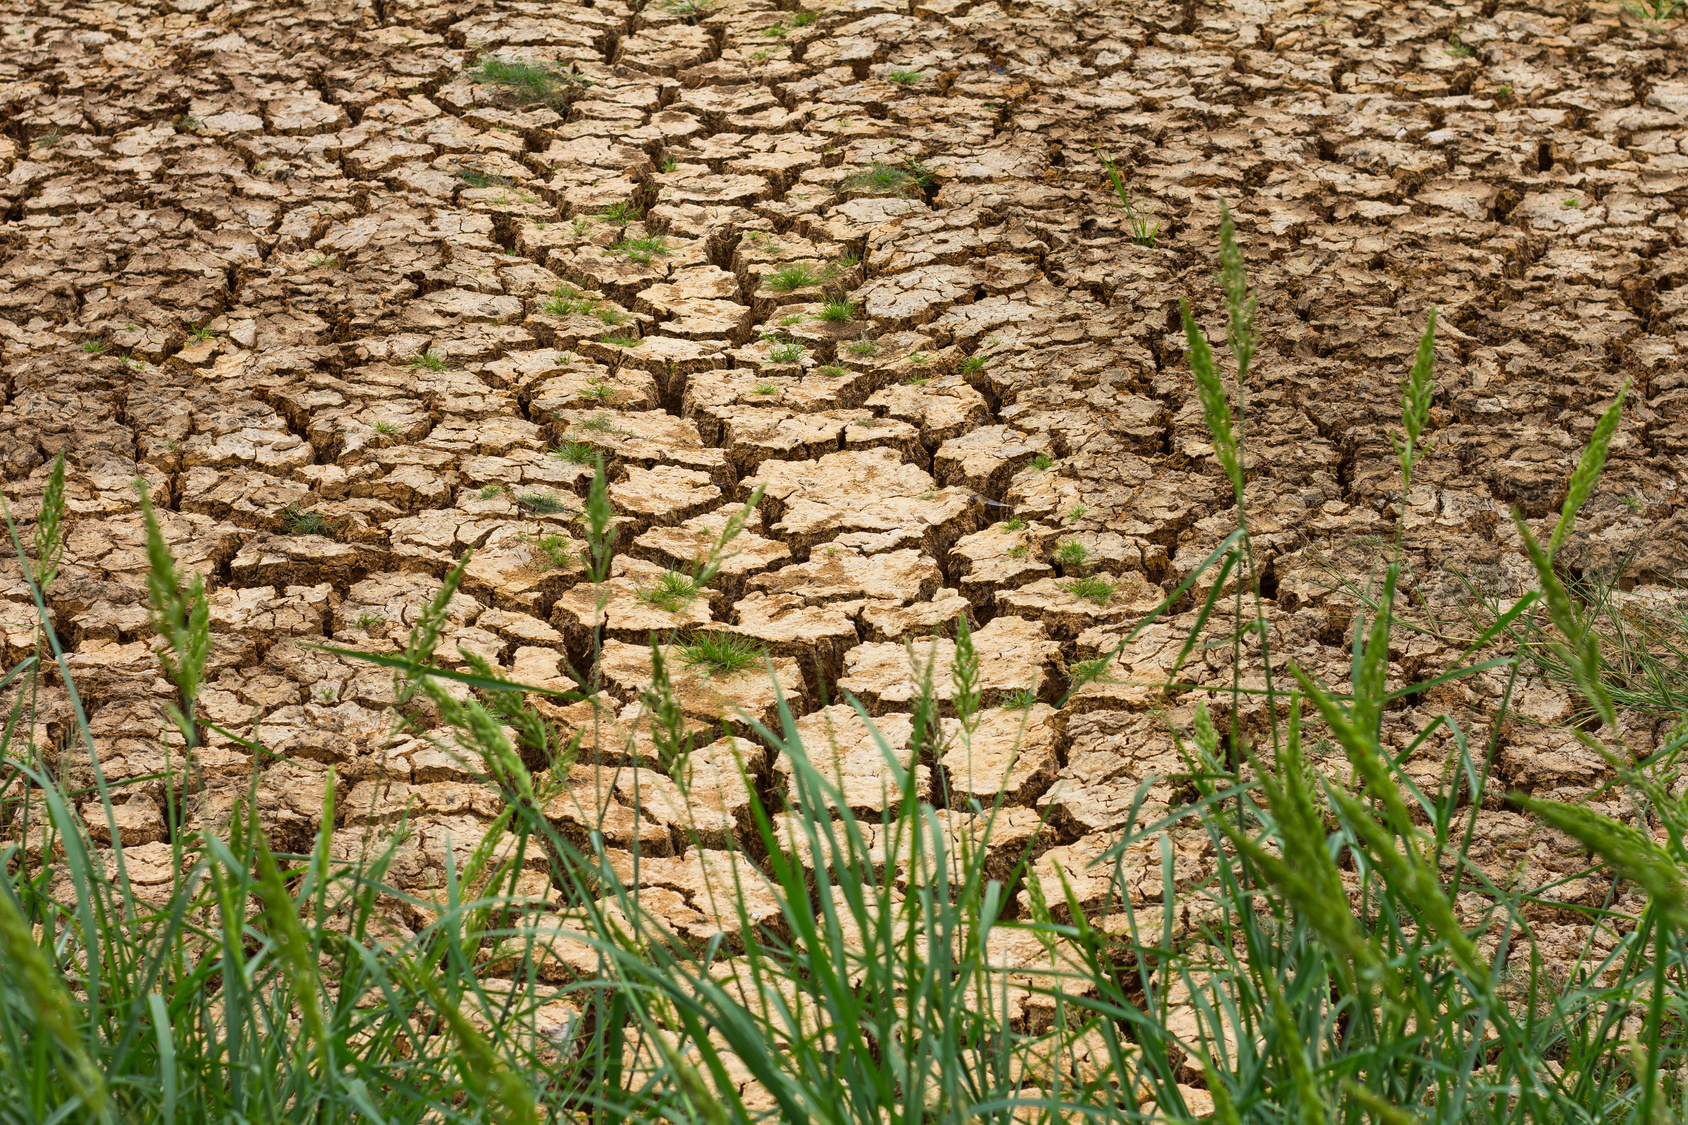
top-left (1, 214), bottom-right (1684, 1123)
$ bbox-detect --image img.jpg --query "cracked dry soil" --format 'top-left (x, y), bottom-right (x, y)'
top-left (3, 0), bottom-right (1688, 993)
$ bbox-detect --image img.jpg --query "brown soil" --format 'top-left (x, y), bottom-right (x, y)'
top-left (1, 0), bottom-right (1684, 953)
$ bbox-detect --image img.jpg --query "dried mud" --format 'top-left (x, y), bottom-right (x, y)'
top-left (2, 0), bottom-right (1687, 981)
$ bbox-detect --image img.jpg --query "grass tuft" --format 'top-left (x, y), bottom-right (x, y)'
top-left (472, 54), bottom-right (591, 107)
top-left (677, 631), bottom-right (764, 674)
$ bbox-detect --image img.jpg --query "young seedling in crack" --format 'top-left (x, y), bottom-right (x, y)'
top-left (818, 298), bottom-right (856, 322)
top-left (1095, 148), bottom-right (1162, 247)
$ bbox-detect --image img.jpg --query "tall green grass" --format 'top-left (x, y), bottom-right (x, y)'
top-left (0, 219), bottom-right (1683, 1124)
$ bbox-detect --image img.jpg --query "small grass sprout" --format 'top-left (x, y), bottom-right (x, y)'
top-left (1095, 148), bottom-right (1162, 247)
top-left (1030, 452), bottom-right (1056, 471)
top-left (769, 342), bottom-right (805, 364)
top-left (1001, 687), bottom-right (1038, 710)
top-left (307, 253), bottom-right (339, 269)
top-left (791, 10), bottom-right (818, 25)
top-left (886, 69), bottom-right (924, 85)
top-left (81, 339), bottom-right (107, 354)
top-left (372, 420), bottom-right (397, 435)
top-left (601, 333), bottom-right (643, 348)
top-left (1000, 517), bottom-right (1027, 531)
top-left (410, 350), bottom-right (450, 370)
top-left (847, 335), bottom-right (880, 356)
top-left (958, 354), bottom-right (986, 373)
top-left (816, 363), bottom-right (848, 378)
top-left (599, 201), bottom-right (640, 222)
top-left (752, 381), bottom-right (781, 395)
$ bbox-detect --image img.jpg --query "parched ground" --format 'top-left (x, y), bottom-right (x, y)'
top-left (2, 0), bottom-right (1687, 971)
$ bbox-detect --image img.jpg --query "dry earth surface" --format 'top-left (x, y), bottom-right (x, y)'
top-left (3, 0), bottom-right (1688, 1052)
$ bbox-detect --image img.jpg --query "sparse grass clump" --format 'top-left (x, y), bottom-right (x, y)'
top-left (662, 0), bottom-right (715, 23)
top-left (847, 335), bottom-right (879, 356)
top-left (768, 341), bottom-right (804, 364)
top-left (818, 298), bottom-right (856, 322)
top-left (678, 631), bottom-right (764, 674)
top-left (80, 339), bottom-right (107, 354)
top-left (1060, 574), bottom-right (1114, 604)
top-left (791, 10), bottom-right (818, 26)
top-left (281, 503), bottom-right (344, 539)
top-left (515, 491), bottom-right (574, 515)
top-left (958, 354), bottom-right (986, 373)
top-left (456, 167), bottom-right (516, 189)
top-left (885, 69), bottom-right (924, 85)
top-left (550, 440), bottom-right (598, 464)
top-left (752, 381), bottom-right (781, 395)
top-left (1624, 0), bottom-right (1683, 17)
top-left (599, 201), bottom-right (640, 223)
top-left (409, 349), bottom-right (450, 370)
top-left (610, 234), bottom-right (670, 263)
top-left (1054, 539), bottom-right (1088, 572)
top-left (530, 529), bottom-right (576, 569)
top-left (1030, 452), bottom-right (1056, 471)
top-left (472, 54), bottom-right (591, 107)
top-left (815, 363), bottom-right (847, 378)
top-left (1001, 687), bottom-right (1038, 709)
top-left (541, 285), bottom-right (596, 317)
top-left (306, 253), bottom-right (339, 269)
top-left (841, 159), bottom-right (933, 198)
top-left (637, 570), bottom-right (700, 613)
top-left (600, 333), bottom-right (643, 348)
top-left (766, 263), bottom-right (824, 292)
